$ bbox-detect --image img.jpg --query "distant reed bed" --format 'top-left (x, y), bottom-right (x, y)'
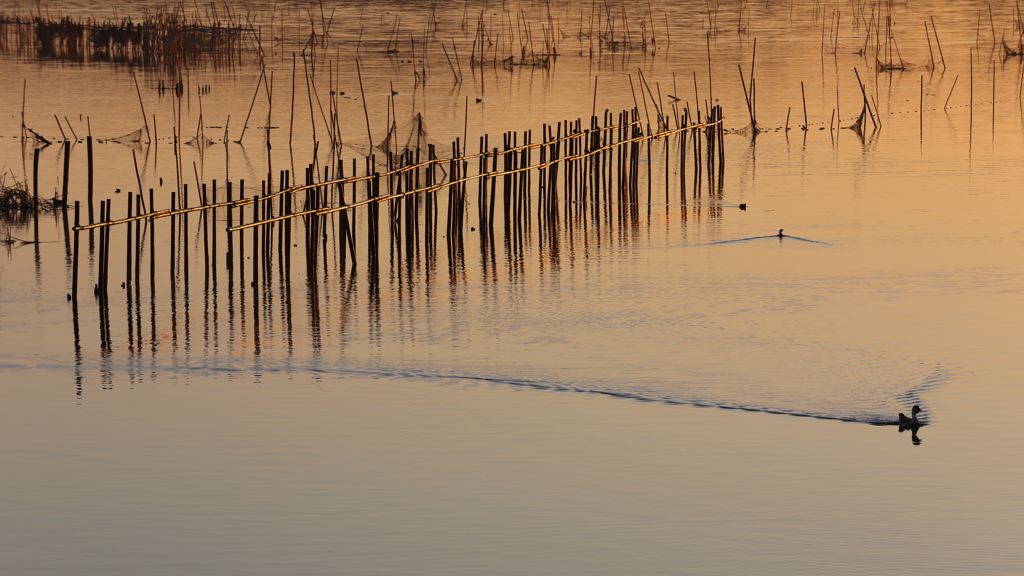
top-left (0, 7), bottom-right (244, 71)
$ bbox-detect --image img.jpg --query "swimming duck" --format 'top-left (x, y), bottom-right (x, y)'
top-left (777, 229), bottom-right (784, 238)
top-left (898, 405), bottom-right (922, 427)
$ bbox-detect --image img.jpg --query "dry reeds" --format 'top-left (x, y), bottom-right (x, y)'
top-left (0, 169), bottom-right (58, 220)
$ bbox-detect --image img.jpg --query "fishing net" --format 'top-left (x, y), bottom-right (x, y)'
top-left (25, 127), bottom-right (52, 147)
top-left (343, 112), bottom-right (440, 165)
top-left (111, 127), bottom-right (144, 143)
top-left (375, 112), bottom-right (434, 157)
top-left (186, 134), bottom-right (215, 148)
top-left (734, 121), bottom-right (766, 136)
top-left (849, 104), bottom-right (868, 136)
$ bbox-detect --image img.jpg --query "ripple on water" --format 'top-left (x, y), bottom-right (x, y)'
top-left (74, 317), bottom-right (969, 427)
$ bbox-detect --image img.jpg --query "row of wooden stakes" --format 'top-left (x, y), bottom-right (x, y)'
top-left (66, 106), bottom-right (725, 350)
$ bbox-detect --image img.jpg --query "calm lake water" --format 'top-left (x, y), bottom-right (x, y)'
top-left (1, 1), bottom-right (1022, 574)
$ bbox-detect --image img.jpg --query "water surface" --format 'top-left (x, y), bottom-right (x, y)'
top-left (1, 1), bottom-right (1022, 574)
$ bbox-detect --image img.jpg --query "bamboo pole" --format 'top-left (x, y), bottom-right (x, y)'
top-left (61, 141), bottom-right (70, 207)
top-left (132, 72), bottom-right (151, 143)
top-left (32, 148), bottom-right (40, 246)
top-left (87, 134), bottom-right (95, 225)
top-left (970, 49), bottom-right (974, 138)
top-left (931, 17), bottom-right (946, 71)
top-left (72, 202), bottom-right (80, 304)
top-left (801, 82), bottom-right (809, 130)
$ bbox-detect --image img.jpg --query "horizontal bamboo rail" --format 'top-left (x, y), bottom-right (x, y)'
top-left (74, 116), bottom-right (723, 233)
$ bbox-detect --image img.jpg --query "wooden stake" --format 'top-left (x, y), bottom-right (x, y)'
top-left (970, 49), bottom-right (974, 137)
top-left (61, 141), bottom-right (70, 207)
top-left (931, 17), bottom-right (945, 71)
top-left (356, 58), bottom-right (374, 151)
top-left (87, 134), bottom-right (95, 225)
top-left (32, 148), bottom-right (40, 245)
top-left (801, 81), bottom-right (809, 130)
top-left (72, 201), bottom-right (80, 304)
top-left (132, 72), bottom-right (151, 143)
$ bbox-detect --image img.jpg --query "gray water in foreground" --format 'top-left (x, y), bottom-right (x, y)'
top-left (1, 1), bottom-right (1022, 574)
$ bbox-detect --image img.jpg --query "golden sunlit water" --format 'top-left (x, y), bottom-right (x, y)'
top-left (1, 1), bottom-right (1022, 574)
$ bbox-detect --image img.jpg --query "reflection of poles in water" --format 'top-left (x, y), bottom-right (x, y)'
top-left (96, 200), bottom-right (108, 349)
top-left (368, 170), bottom-right (381, 276)
top-left (71, 201), bottom-right (81, 351)
top-left (125, 193), bottom-right (133, 293)
top-left (170, 194), bottom-right (177, 347)
top-left (71, 202), bottom-right (81, 304)
top-left (149, 188), bottom-right (157, 354)
top-left (367, 267), bottom-right (381, 345)
top-left (211, 182), bottom-right (218, 294)
top-left (201, 186), bottom-right (210, 356)
top-left (32, 149), bottom-right (40, 270)
top-left (226, 181), bottom-right (236, 348)
top-left (251, 190), bottom-right (261, 355)
top-left (337, 162), bottom-right (350, 273)
top-left (426, 146), bottom-right (438, 283)
top-left (133, 193), bottom-right (142, 353)
top-left (125, 193), bottom-right (134, 354)
top-left (308, 253), bottom-right (322, 354)
top-left (283, 178), bottom-right (294, 333)
top-left (210, 184), bottom-right (218, 354)
top-left (101, 204), bottom-right (113, 351)
top-left (87, 133), bottom-right (95, 252)
top-left (183, 186), bottom-right (191, 352)
top-left (74, 342), bottom-right (83, 402)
